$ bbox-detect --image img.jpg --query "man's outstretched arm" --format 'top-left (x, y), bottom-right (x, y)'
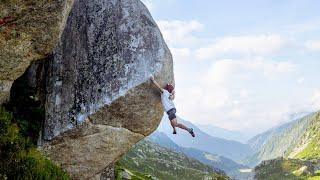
top-left (150, 75), bottom-right (163, 93)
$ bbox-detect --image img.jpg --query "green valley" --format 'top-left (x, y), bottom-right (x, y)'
top-left (251, 111), bottom-right (320, 180)
top-left (246, 111), bottom-right (320, 166)
top-left (254, 158), bottom-right (320, 180)
top-left (117, 139), bottom-right (230, 180)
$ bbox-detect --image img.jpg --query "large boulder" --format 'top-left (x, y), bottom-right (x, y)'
top-left (0, 0), bottom-right (174, 179)
top-left (0, 0), bottom-right (74, 103)
top-left (2, 0), bottom-right (173, 178)
top-left (39, 0), bottom-right (173, 179)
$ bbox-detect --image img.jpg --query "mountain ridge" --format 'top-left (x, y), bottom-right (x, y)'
top-left (117, 138), bottom-right (230, 180)
top-left (245, 111), bottom-right (320, 167)
top-left (147, 131), bottom-right (249, 177)
top-left (196, 123), bottom-right (251, 143)
top-left (157, 116), bottom-right (254, 163)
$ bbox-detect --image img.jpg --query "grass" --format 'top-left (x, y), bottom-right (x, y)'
top-left (294, 114), bottom-right (320, 160)
top-left (255, 158), bottom-right (320, 180)
top-left (308, 170), bottom-right (320, 180)
top-left (0, 106), bottom-right (70, 179)
top-left (115, 162), bottom-right (154, 180)
top-left (295, 140), bottom-right (320, 159)
top-left (117, 140), bottom-right (230, 180)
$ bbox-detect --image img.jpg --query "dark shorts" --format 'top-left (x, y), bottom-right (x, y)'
top-left (166, 108), bottom-right (176, 121)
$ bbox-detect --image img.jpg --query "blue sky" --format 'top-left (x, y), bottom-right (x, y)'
top-left (142, 0), bottom-right (320, 136)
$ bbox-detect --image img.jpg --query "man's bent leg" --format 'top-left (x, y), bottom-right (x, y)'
top-left (170, 119), bottom-right (177, 134)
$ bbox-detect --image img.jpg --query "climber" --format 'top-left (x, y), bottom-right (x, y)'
top-left (150, 75), bottom-right (195, 137)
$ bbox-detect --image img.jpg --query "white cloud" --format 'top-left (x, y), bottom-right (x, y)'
top-left (175, 58), bottom-right (300, 133)
top-left (196, 34), bottom-right (287, 59)
top-left (305, 40), bottom-right (320, 51)
top-left (230, 108), bottom-right (243, 118)
top-left (311, 90), bottom-right (320, 109)
top-left (171, 48), bottom-right (192, 61)
top-left (286, 19), bottom-right (320, 34)
top-left (157, 20), bottom-right (204, 48)
top-left (204, 58), bottom-right (296, 83)
top-left (297, 77), bottom-right (305, 84)
top-left (155, 19), bottom-right (317, 135)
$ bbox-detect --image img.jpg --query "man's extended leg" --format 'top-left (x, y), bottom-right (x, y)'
top-left (170, 118), bottom-right (189, 131)
top-left (170, 118), bottom-right (195, 137)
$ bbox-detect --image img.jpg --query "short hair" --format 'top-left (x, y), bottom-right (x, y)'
top-left (164, 84), bottom-right (174, 93)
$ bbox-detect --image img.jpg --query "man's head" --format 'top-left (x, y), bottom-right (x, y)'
top-left (165, 84), bottom-right (174, 93)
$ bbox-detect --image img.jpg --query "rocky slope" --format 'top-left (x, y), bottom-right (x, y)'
top-left (289, 112), bottom-right (320, 160)
top-left (196, 123), bottom-right (251, 143)
top-left (254, 158), bottom-right (320, 180)
top-left (148, 131), bottom-right (249, 178)
top-left (245, 111), bottom-right (320, 167)
top-left (1, 0), bottom-right (173, 179)
top-left (247, 121), bottom-right (294, 152)
top-left (117, 139), bottom-right (230, 180)
top-left (247, 111), bottom-right (320, 180)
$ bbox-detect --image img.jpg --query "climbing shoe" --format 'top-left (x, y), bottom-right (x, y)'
top-left (188, 128), bottom-right (195, 137)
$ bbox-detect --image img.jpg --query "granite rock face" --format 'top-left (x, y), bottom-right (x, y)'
top-left (43, 0), bottom-right (173, 140)
top-left (2, 0), bottom-right (173, 178)
top-left (0, 0), bottom-right (74, 103)
top-left (43, 121), bottom-right (145, 179)
top-left (40, 0), bottom-right (173, 178)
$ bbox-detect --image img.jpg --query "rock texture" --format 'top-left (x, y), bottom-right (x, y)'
top-left (43, 0), bottom-right (173, 140)
top-left (2, 0), bottom-right (173, 178)
top-left (43, 121), bottom-right (144, 179)
top-left (40, 0), bottom-right (173, 179)
top-left (0, 0), bottom-right (74, 103)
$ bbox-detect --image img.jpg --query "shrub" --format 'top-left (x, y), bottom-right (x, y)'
top-left (0, 106), bottom-right (69, 179)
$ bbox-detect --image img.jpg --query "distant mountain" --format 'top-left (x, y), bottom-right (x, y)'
top-left (289, 112), bottom-right (320, 160)
top-left (247, 111), bottom-right (311, 152)
top-left (286, 111), bottom-right (311, 124)
top-left (117, 139), bottom-right (230, 180)
top-left (147, 131), bottom-right (249, 178)
top-left (245, 111), bottom-right (320, 167)
top-left (147, 131), bottom-right (181, 151)
top-left (196, 124), bottom-right (251, 143)
top-left (247, 121), bottom-right (294, 152)
top-left (157, 116), bottom-right (253, 163)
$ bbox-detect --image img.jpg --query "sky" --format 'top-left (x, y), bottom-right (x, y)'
top-left (142, 0), bottom-right (320, 137)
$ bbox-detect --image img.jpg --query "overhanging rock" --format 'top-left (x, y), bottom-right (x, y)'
top-left (41, 0), bottom-right (174, 178)
top-left (0, 0), bottom-right (74, 103)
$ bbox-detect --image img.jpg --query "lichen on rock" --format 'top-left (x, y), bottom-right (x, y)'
top-left (40, 0), bottom-right (173, 178)
top-left (43, 0), bottom-right (173, 141)
top-left (42, 121), bottom-right (144, 179)
top-left (1, 0), bottom-right (173, 178)
top-left (0, 0), bottom-right (74, 104)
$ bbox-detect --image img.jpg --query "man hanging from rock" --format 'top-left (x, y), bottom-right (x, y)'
top-left (150, 75), bottom-right (195, 137)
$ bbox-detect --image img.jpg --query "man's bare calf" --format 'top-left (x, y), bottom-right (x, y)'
top-left (170, 118), bottom-right (195, 137)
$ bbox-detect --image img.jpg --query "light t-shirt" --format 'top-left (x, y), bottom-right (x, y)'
top-left (161, 89), bottom-right (175, 112)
